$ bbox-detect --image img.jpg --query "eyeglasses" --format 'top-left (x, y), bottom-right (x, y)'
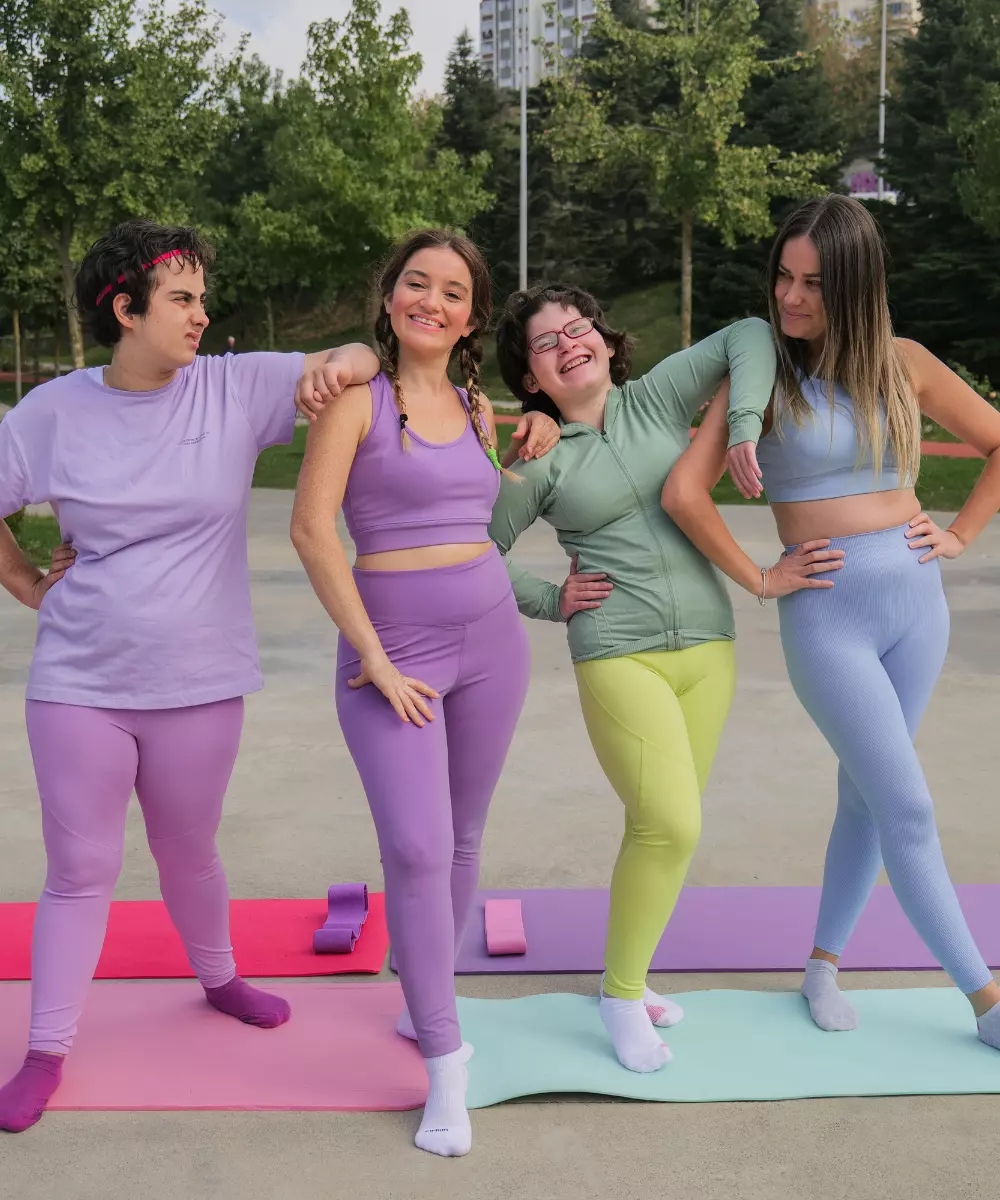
top-left (528, 316), bottom-right (595, 355)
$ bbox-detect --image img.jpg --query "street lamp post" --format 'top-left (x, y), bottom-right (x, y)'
top-left (519, 1), bottom-right (528, 290)
top-left (877, 0), bottom-right (887, 200)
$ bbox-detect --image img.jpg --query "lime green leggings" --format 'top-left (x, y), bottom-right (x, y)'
top-left (574, 641), bottom-right (736, 1000)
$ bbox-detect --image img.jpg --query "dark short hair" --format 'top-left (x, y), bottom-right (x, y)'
top-left (495, 284), bottom-right (635, 420)
top-left (75, 219), bottom-right (216, 347)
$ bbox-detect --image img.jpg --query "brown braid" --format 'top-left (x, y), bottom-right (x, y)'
top-left (373, 309), bottom-right (411, 452)
top-left (458, 336), bottom-right (519, 481)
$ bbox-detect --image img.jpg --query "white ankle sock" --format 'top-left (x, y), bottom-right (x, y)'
top-left (414, 1043), bottom-right (473, 1158)
top-left (801, 958), bottom-right (858, 1031)
top-left (397, 1005), bottom-right (417, 1041)
top-left (643, 986), bottom-right (684, 1028)
top-left (976, 999), bottom-right (1000, 1050)
top-left (599, 987), bottom-right (672, 1073)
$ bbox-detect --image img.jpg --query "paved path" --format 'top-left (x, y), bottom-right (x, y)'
top-left (2, 495), bottom-right (999, 1198)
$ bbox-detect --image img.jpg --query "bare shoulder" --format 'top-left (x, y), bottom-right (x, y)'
top-left (308, 381), bottom-right (373, 449)
top-left (894, 337), bottom-right (937, 385)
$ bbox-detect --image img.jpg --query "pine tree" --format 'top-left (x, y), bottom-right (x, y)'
top-left (440, 31), bottom-right (504, 162)
top-left (881, 0), bottom-right (1000, 380)
top-left (692, 0), bottom-right (847, 336)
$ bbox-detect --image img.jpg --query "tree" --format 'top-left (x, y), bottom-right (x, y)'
top-left (952, 0), bottom-right (1000, 235)
top-left (0, 0), bottom-right (235, 367)
top-left (805, 2), bottom-right (911, 164)
top-left (234, 1), bottom-right (492, 318)
top-left (693, 0), bottom-right (848, 334)
top-left (956, 84), bottom-right (1000, 235)
top-left (543, 0), bottom-right (832, 345)
top-left (881, 0), bottom-right (1000, 381)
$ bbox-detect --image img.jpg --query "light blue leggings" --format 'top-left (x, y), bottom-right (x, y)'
top-left (778, 523), bottom-right (992, 996)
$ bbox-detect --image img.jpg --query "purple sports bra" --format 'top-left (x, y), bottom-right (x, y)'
top-left (342, 371), bottom-right (500, 556)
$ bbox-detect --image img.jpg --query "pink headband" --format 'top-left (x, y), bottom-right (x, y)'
top-left (95, 250), bottom-right (190, 306)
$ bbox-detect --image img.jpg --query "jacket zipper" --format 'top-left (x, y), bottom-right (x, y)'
top-left (599, 428), bottom-right (679, 650)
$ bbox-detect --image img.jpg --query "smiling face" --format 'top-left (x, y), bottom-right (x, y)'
top-left (113, 259), bottom-right (209, 369)
top-left (386, 246), bottom-right (476, 357)
top-left (522, 302), bottom-right (613, 411)
top-left (773, 235), bottom-right (827, 344)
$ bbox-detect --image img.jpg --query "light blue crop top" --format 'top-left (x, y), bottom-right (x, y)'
top-left (756, 375), bottom-right (905, 503)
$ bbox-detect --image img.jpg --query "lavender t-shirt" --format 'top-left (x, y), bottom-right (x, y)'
top-left (0, 352), bottom-right (304, 709)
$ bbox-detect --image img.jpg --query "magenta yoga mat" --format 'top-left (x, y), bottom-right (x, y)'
top-left (0, 982), bottom-right (426, 1111)
top-left (401, 885), bottom-right (1000, 975)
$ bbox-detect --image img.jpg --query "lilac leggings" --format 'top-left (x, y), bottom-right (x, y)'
top-left (24, 697), bottom-right (244, 1053)
top-left (337, 549), bottom-right (530, 1058)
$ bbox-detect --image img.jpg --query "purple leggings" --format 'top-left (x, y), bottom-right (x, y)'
top-left (24, 697), bottom-right (244, 1053)
top-left (337, 549), bottom-right (530, 1058)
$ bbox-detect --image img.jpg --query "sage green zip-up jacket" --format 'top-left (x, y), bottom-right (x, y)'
top-left (488, 318), bottom-right (776, 664)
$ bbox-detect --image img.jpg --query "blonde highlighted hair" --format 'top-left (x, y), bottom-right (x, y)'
top-left (767, 194), bottom-right (920, 485)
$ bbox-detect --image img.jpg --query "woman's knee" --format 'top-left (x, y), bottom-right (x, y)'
top-left (381, 828), bottom-right (454, 880)
top-left (42, 826), bottom-right (123, 896)
top-left (631, 795), bottom-right (702, 862)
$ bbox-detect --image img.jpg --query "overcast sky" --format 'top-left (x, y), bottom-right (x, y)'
top-left (209, 1), bottom-right (482, 96)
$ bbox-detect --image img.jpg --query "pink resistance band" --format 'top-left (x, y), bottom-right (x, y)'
top-left (95, 249), bottom-right (190, 306)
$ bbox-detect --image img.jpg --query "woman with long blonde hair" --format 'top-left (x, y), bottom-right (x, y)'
top-left (662, 194), bottom-right (1000, 1049)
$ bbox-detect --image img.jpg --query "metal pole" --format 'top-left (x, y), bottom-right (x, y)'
top-left (519, 1), bottom-right (528, 290)
top-left (877, 0), bottom-right (887, 200)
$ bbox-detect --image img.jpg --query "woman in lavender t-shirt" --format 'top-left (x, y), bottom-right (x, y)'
top-left (0, 219), bottom-right (380, 1131)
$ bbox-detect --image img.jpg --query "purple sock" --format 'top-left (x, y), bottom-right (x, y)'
top-left (0, 1051), bottom-right (64, 1133)
top-left (203, 977), bottom-right (290, 1029)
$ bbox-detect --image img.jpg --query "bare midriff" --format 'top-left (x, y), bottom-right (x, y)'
top-left (771, 488), bottom-right (922, 547)
top-left (354, 542), bottom-right (494, 572)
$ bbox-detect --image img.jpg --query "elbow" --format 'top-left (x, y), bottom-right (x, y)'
top-left (661, 473), bottom-right (694, 518)
top-left (290, 513), bottom-right (336, 558)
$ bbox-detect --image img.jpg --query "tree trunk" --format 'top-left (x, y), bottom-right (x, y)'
top-left (60, 219), bottom-right (85, 369)
top-left (264, 294), bottom-right (276, 351)
top-left (54, 325), bottom-right (62, 377)
top-left (680, 210), bottom-right (693, 349)
top-left (12, 308), bottom-right (22, 403)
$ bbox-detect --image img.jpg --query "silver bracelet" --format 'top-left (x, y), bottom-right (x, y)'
top-left (758, 567), bottom-right (767, 607)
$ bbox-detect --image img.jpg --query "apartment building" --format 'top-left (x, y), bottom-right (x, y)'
top-left (807, 0), bottom-right (921, 30)
top-left (480, 0), bottom-right (599, 89)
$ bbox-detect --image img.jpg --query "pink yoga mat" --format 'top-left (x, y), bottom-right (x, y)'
top-left (0, 895), bottom-right (389, 980)
top-left (426, 885), bottom-right (1000, 974)
top-left (0, 981), bottom-right (425, 1111)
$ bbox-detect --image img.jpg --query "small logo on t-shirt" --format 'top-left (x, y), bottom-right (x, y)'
top-left (180, 432), bottom-right (210, 445)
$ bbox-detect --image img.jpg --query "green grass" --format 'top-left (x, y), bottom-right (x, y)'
top-left (709, 454), bottom-right (984, 511)
top-left (252, 422), bottom-right (518, 489)
top-left (16, 452), bottom-right (984, 573)
top-left (6, 514), bottom-right (65, 569)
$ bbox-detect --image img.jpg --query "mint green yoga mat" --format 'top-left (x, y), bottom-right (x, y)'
top-left (457, 989), bottom-right (1000, 1108)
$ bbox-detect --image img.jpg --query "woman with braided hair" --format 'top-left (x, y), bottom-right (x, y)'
top-left (291, 229), bottom-right (559, 1158)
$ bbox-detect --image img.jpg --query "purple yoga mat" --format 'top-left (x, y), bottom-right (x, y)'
top-left (388, 886), bottom-right (1000, 974)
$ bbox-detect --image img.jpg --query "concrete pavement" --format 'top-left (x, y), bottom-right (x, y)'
top-left (2, 493), bottom-right (999, 1198)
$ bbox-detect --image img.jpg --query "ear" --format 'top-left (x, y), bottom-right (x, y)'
top-left (112, 292), bottom-right (134, 331)
top-left (523, 372), bottom-right (540, 394)
top-left (605, 339), bottom-right (615, 360)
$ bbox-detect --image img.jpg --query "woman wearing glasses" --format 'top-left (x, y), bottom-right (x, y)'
top-left (489, 285), bottom-right (842, 1074)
